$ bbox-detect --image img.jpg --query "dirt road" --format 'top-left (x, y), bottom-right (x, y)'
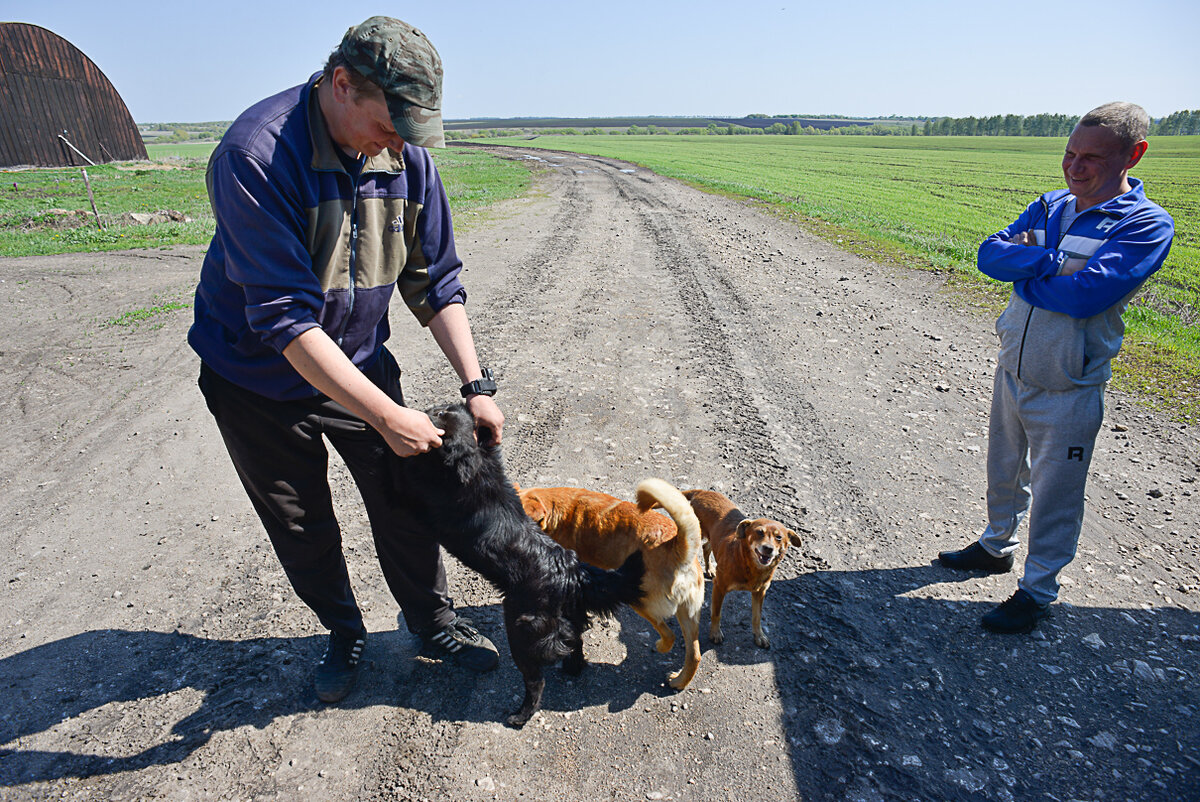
top-left (1, 146), bottom-right (1197, 801)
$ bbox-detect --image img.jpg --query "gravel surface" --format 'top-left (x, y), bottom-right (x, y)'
top-left (1, 145), bottom-right (1197, 801)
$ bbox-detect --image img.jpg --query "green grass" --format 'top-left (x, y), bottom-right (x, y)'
top-left (0, 144), bottom-right (530, 257)
top-left (145, 141), bottom-right (220, 160)
top-left (488, 134), bottom-right (1200, 421)
top-left (0, 160), bottom-right (216, 254)
top-left (104, 299), bottom-right (192, 328)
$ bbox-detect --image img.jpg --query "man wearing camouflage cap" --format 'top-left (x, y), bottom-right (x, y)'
top-left (190, 17), bottom-right (502, 703)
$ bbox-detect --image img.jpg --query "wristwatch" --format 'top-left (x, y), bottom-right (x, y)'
top-left (460, 368), bottom-right (497, 398)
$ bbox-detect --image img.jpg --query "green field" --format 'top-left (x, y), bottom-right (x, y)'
top-left (3, 134), bottom-right (1197, 418)
top-left (144, 142), bottom-right (221, 160)
top-left (485, 134), bottom-right (1200, 420)
top-left (0, 143), bottom-right (530, 257)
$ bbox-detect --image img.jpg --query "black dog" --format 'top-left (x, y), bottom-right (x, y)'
top-left (389, 403), bottom-right (645, 728)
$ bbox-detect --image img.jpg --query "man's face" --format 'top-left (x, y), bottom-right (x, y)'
top-left (1061, 124), bottom-right (1135, 209)
top-left (337, 90), bottom-right (405, 158)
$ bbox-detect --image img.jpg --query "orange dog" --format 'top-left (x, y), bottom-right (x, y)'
top-left (518, 478), bottom-right (703, 689)
top-left (683, 489), bottom-right (800, 649)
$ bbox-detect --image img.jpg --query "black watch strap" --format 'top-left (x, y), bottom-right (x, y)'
top-left (460, 367), bottom-right (497, 398)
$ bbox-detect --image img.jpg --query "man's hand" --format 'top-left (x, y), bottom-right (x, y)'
top-left (466, 394), bottom-right (504, 446)
top-left (379, 405), bottom-right (444, 457)
top-left (281, 329), bottom-right (445, 458)
top-left (1010, 230), bottom-right (1038, 246)
top-left (1059, 256), bottom-right (1088, 276)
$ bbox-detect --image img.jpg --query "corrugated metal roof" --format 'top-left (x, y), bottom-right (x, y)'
top-left (0, 22), bottom-right (148, 167)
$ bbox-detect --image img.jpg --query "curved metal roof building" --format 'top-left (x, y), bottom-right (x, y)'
top-left (0, 22), bottom-right (147, 167)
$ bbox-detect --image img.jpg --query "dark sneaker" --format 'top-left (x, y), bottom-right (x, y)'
top-left (982, 590), bottom-right (1050, 634)
top-left (938, 542), bottom-right (1014, 573)
top-left (420, 617), bottom-right (499, 673)
top-left (314, 627), bottom-right (366, 703)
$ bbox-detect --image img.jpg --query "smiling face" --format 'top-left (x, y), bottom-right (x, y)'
top-left (1061, 124), bottom-right (1145, 210)
top-left (740, 519), bottom-right (798, 568)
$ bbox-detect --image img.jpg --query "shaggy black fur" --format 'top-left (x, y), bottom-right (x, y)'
top-left (389, 403), bottom-right (645, 728)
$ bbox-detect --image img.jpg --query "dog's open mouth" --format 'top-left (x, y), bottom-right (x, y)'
top-left (755, 548), bottom-right (777, 566)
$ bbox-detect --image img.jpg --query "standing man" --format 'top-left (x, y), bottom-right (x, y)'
top-left (938, 102), bottom-right (1174, 634)
top-left (190, 17), bottom-right (504, 702)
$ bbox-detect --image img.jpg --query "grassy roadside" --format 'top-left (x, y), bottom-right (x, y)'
top-left (483, 134), bottom-right (1200, 423)
top-left (0, 143), bottom-right (531, 257)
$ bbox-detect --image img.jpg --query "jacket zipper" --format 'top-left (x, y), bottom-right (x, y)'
top-left (1015, 197), bottom-right (1052, 380)
top-left (335, 157), bottom-right (365, 347)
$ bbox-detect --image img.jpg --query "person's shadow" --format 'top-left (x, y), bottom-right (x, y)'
top-left (632, 559), bottom-right (1200, 801)
top-left (0, 598), bottom-right (651, 787)
top-left (4, 564), bottom-right (1198, 800)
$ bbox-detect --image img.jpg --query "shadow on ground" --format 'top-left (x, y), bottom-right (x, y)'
top-left (716, 563), bottom-right (1200, 801)
top-left (3, 566), bottom-right (1197, 800)
top-left (0, 597), bottom-right (648, 787)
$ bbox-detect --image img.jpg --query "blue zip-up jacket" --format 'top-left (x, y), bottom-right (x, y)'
top-left (188, 73), bottom-right (466, 401)
top-left (978, 177), bottom-right (1174, 391)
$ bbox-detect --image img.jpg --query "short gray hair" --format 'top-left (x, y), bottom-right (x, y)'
top-left (1079, 102), bottom-right (1150, 153)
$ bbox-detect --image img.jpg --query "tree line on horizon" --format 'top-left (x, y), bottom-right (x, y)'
top-left (137, 109), bottom-right (1200, 144)
top-left (917, 109), bottom-right (1200, 137)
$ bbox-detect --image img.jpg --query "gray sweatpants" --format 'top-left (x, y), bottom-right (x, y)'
top-left (978, 366), bottom-right (1105, 605)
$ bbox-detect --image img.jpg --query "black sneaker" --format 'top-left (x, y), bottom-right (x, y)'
top-left (314, 627), bottom-right (366, 703)
top-left (938, 542), bottom-right (1014, 573)
top-left (420, 617), bottom-right (499, 673)
top-left (981, 590), bottom-right (1050, 634)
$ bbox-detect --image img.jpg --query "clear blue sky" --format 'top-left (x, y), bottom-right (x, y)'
top-left (5, 0), bottom-right (1198, 123)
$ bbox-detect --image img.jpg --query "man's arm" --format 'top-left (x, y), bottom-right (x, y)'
top-left (427, 302), bottom-right (505, 443)
top-left (282, 328), bottom-right (445, 457)
top-left (1012, 215), bottom-right (1174, 318)
top-left (976, 201), bottom-right (1061, 283)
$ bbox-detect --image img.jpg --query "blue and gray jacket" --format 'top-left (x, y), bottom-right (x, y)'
top-left (978, 177), bottom-right (1174, 391)
top-left (188, 73), bottom-right (465, 401)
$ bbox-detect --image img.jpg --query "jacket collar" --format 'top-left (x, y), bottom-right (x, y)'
top-left (304, 73), bottom-right (405, 175)
top-left (1046, 176), bottom-right (1146, 220)
top-left (1090, 176), bottom-right (1146, 218)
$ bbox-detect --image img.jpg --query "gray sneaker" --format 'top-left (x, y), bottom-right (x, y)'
top-left (420, 617), bottom-right (499, 672)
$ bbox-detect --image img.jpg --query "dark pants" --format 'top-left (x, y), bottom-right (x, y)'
top-left (198, 352), bottom-right (455, 638)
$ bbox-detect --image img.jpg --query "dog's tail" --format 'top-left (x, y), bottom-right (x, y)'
top-left (579, 550), bottom-right (645, 615)
top-left (635, 477), bottom-right (702, 569)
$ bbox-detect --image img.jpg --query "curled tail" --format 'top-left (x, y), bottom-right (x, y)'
top-left (635, 477), bottom-right (702, 569)
top-left (580, 550), bottom-right (645, 615)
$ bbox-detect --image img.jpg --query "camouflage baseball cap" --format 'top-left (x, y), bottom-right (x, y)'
top-left (339, 16), bottom-right (445, 148)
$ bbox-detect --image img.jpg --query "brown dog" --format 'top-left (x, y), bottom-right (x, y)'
top-left (518, 478), bottom-right (703, 689)
top-left (683, 489), bottom-right (800, 649)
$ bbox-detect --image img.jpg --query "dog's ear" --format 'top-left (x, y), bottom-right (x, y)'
top-left (786, 529), bottom-right (801, 547)
top-left (735, 519), bottom-right (753, 539)
top-left (522, 493), bottom-right (548, 523)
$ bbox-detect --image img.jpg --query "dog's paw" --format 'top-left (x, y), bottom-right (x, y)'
top-left (667, 669), bottom-right (695, 690)
top-left (654, 635), bottom-right (675, 653)
top-left (709, 628), bottom-right (724, 645)
top-left (505, 711), bottom-right (532, 729)
top-left (754, 633), bottom-right (771, 649)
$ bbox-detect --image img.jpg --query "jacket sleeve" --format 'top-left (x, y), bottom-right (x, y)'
top-left (207, 149), bottom-right (324, 353)
top-left (398, 149), bottom-right (467, 324)
top-left (1013, 212), bottom-right (1175, 319)
top-left (976, 198), bottom-right (1060, 283)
